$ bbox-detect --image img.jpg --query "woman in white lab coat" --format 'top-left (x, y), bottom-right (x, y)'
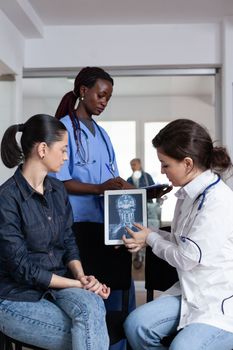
top-left (123, 119), bottom-right (233, 350)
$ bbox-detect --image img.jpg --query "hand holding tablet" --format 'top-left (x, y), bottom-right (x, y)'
top-left (144, 183), bottom-right (173, 200)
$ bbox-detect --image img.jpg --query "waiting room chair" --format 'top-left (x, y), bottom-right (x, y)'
top-left (145, 226), bottom-right (178, 302)
top-left (0, 330), bottom-right (45, 350)
top-left (74, 222), bottom-right (132, 349)
top-left (145, 226), bottom-right (179, 346)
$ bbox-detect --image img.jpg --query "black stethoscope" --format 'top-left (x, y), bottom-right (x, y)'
top-left (179, 174), bottom-right (221, 263)
top-left (73, 116), bottom-right (116, 177)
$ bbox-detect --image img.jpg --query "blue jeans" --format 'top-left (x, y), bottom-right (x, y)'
top-left (0, 287), bottom-right (109, 350)
top-left (124, 295), bottom-right (233, 350)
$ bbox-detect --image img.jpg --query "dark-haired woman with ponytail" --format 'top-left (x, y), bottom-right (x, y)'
top-left (0, 114), bottom-right (110, 350)
top-left (123, 119), bottom-right (233, 350)
top-left (53, 67), bottom-right (135, 350)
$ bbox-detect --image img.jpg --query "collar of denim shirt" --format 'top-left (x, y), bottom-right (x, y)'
top-left (13, 166), bottom-right (53, 201)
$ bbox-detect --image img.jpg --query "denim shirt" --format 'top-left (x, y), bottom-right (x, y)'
top-left (0, 167), bottom-right (80, 301)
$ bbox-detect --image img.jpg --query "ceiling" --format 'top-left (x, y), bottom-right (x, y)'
top-left (0, 0), bottom-right (233, 39)
top-left (19, 0), bottom-right (233, 25)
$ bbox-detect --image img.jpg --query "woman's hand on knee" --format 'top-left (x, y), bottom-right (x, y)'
top-left (79, 275), bottom-right (92, 287)
top-left (81, 275), bottom-right (102, 292)
top-left (93, 282), bottom-right (110, 299)
top-left (98, 284), bottom-right (110, 299)
top-left (81, 275), bottom-right (110, 299)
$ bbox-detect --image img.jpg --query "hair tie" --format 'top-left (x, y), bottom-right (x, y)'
top-left (18, 123), bottom-right (25, 132)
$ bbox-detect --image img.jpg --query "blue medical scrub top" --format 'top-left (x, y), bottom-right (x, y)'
top-left (53, 115), bottom-right (119, 223)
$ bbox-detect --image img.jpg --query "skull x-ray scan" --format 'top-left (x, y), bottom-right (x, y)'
top-left (104, 189), bottom-right (147, 245)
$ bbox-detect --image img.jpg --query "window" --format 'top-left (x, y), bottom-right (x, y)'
top-left (98, 121), bottom-right (136, 180)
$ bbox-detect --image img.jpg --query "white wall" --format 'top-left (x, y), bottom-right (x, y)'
top-left (222, 19), bottom-right (233, 155)
top-left (24, 23), bottom-right (220, 68)
top-left (0, 10), bottom-right (25, 183)
top-left (0, 81), bottom-right (18, 183)
top-left (0, 10), bottom-right (24, 75)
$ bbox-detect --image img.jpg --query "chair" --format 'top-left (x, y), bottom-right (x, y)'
top-left (145, 226), bottom-right (179, 346)
top-left (0, 331), bottom-right (45, 350)
top-left (145, 226), bottom-right (178, 302)
top-left (74, 222), bottom-right (132, 349)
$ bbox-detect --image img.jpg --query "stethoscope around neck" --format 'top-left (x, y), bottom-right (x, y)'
top-left (73, 115), bottom-right (116, 177)
top-left (196, 174), bottom-right (221, 210)
top-left (178, 174), bottom-right (221, 263)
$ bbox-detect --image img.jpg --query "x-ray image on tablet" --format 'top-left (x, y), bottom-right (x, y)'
top-left (104, 189), bottom-right (147, 245)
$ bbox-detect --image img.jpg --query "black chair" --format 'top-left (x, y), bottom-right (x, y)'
top-left (0, 331), bottom-right (45, 350)
top-left (74, 222), bottom-right (132, 349)
top-left (145, 226), bottom-right (179, 346)
top-left (145, 226), bottom-right (178, 302)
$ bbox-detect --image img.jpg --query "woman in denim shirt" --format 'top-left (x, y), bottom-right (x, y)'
top-left (0, 114), bottom-right (110, 350)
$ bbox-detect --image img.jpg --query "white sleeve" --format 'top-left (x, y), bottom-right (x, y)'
top-left (157, 228), bottom-right (172, 240)
top-left (146, 231), bottom-right (199, 271)
top-left (146, 190), bottom-right (233, 271)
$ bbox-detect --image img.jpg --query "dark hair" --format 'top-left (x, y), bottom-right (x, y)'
top-left (55, 66), bottom-right (114, 120)
top-left (152, 119), bottom-right (232, 173)
top-left (1, 114), bottom-right (67, 168)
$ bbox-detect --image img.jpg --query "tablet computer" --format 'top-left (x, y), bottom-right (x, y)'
top-left (104, 188), bottom-right (147, 245)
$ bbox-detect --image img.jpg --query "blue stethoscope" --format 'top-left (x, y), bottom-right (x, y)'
top-left (196, 174), bottom-right (221, 210)
top-left (179, 174), bottom-right (221, 263)
top-left (73, 117), bottom-right (116, 177)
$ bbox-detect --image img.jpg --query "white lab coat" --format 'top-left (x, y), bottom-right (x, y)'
top-left (146, 170), bottom-right (233, 333)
